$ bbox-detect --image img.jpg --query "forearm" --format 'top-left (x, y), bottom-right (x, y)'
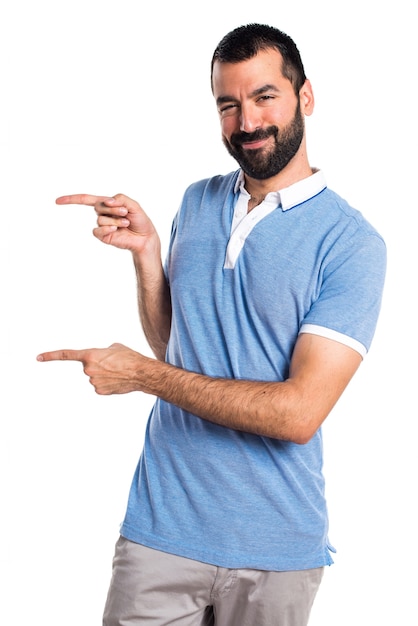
top-left (128, 333), bottom-right (360, 443)
top-left (38, 335), bottom-right (360, 442)
top-left (132, 357), bottom-right (314, 443)
top-left (132, 246), bottom-right (172, 361)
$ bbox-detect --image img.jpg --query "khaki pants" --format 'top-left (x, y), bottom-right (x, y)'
top-left (103, 537), bottom-right (324, 626)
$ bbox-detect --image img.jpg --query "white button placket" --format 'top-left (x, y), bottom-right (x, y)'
top-left (224, 193), bottom-right (280, 269)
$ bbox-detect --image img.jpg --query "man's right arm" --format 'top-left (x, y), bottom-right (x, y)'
top-left (132, 246), bottom-right (172, 361)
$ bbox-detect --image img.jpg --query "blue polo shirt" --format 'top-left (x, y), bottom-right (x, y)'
top-left (120, 169), bottom-right (386, 571)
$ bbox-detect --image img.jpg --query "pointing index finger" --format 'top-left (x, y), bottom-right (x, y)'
top-left (55, 194), bottom-right (114, 206)
top-left (37, 349), bottom-right (87, 363)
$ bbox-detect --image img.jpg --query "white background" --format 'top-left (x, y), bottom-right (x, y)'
top-left (2, 1), bottom-right (416, 624)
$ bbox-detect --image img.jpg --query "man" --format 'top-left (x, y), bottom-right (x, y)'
top-left (37, 23), bottom-right (386, 626)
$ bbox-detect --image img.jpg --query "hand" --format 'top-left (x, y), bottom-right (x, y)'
top-left (37, 343), bottom-right (146, 395)
top-left (56, 193), bottom-right (159, 254)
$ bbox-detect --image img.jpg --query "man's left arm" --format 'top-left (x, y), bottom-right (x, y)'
top-left (37, 333), bottom-right (361, 444)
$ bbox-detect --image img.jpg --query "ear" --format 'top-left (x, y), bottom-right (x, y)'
top-left (300, 79), bottom-right (315, 116)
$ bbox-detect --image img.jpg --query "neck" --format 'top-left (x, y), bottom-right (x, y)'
top-left (245, 164), bottom-right (313, 199)
top-left (248, 191), bottom-right (272, 212)
top-left (245, 163), bottom-right (315, 213)
top-left (244, 143), bottom-right (313, 202)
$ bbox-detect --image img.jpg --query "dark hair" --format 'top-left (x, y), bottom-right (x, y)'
top-left (211, 23), bottom-right (307, 95)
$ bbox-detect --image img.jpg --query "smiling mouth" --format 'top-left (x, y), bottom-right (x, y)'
top-left (232, 128), bottom-right (276, 151)
top-left (240, 138), bottom-right (270, 150)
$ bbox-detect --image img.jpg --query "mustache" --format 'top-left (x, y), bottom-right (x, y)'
top-left (230, 126), bottom-right (278, 147)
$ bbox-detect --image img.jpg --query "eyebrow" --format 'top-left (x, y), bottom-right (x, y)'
top-left (216, 84), bottom-right (280, 107)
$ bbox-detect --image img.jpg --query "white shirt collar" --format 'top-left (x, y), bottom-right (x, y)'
top-left (233, 169), bottom-right (327, 211)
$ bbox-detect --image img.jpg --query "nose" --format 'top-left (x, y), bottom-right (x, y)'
top-left (239, 102), bottom-right (261, 133)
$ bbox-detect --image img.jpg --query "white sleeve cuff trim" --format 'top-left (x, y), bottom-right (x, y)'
top-left (299, 324), bottom-right (367, 358)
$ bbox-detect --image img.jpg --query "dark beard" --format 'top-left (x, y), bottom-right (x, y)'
top-left (223, 101), bottom-right (305, 180)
